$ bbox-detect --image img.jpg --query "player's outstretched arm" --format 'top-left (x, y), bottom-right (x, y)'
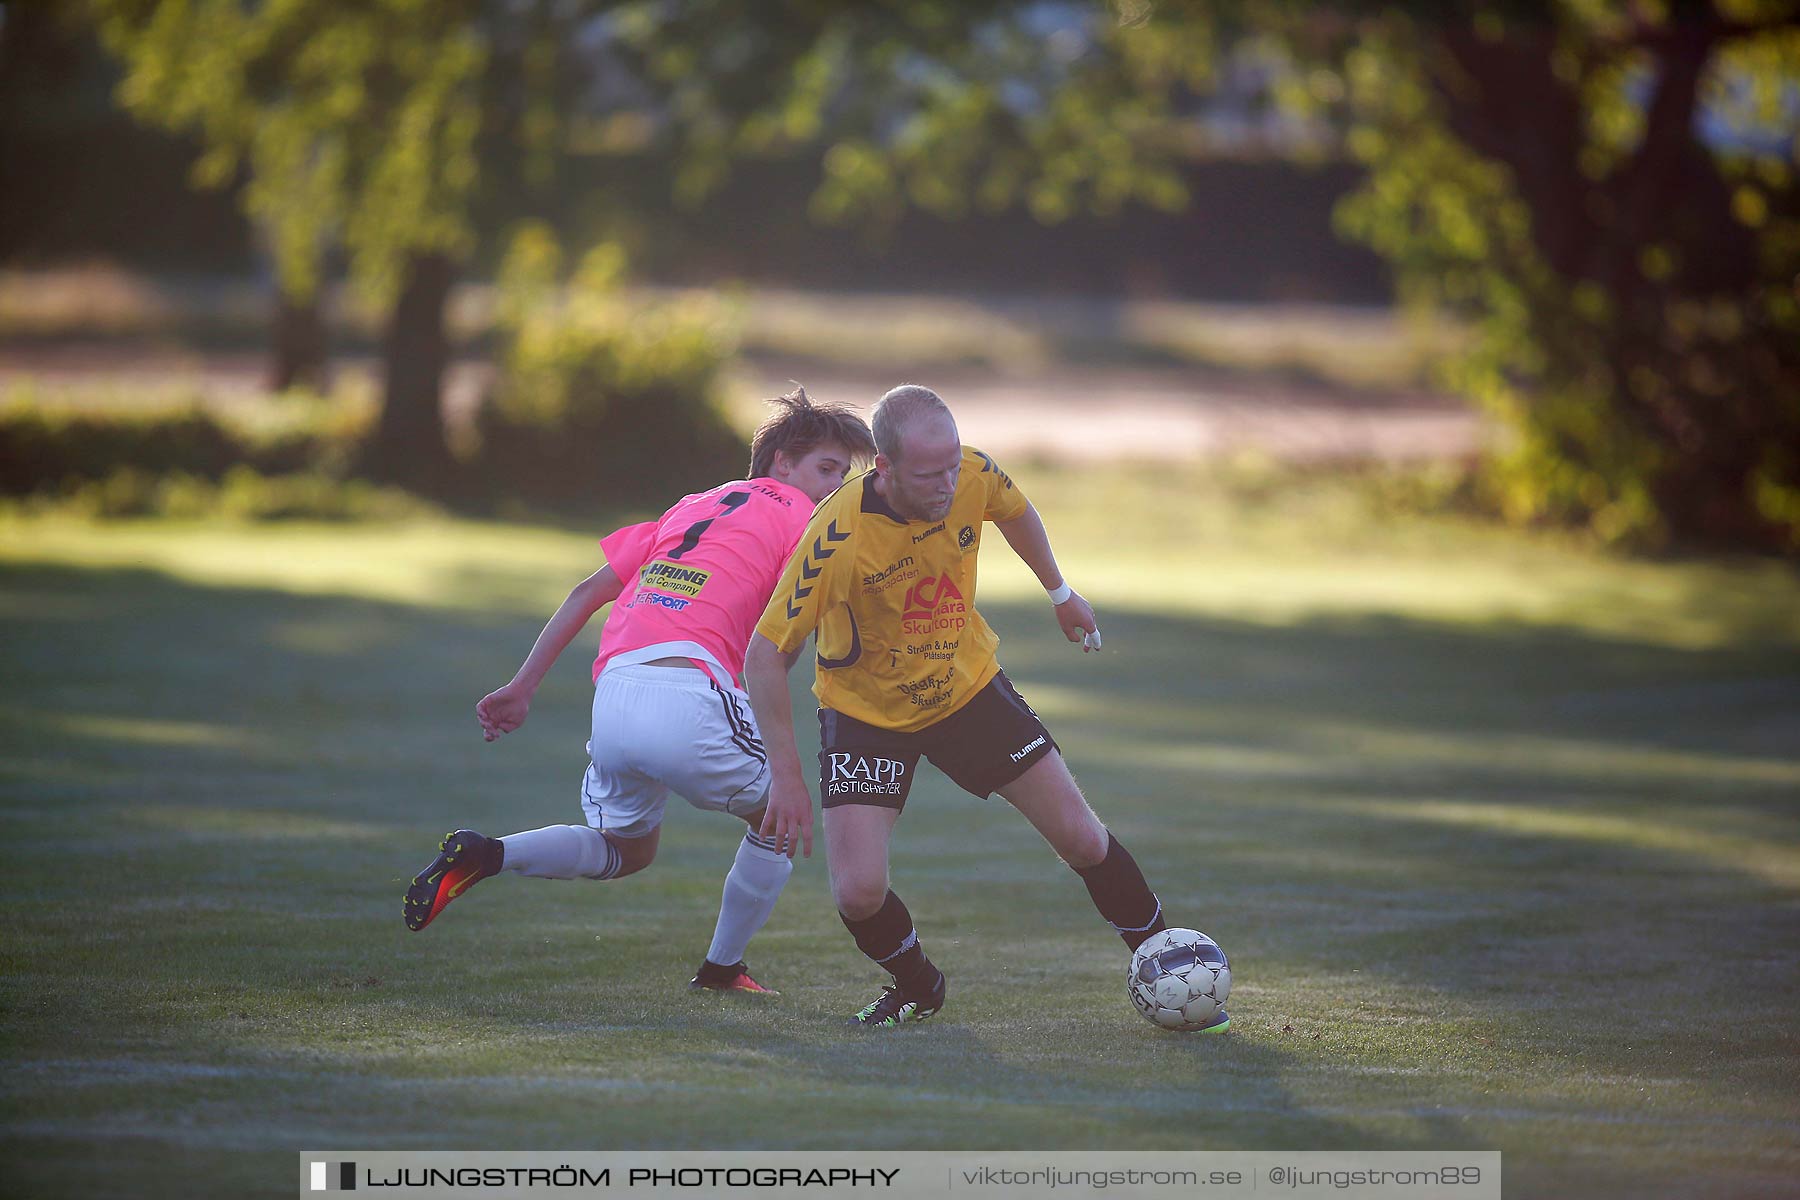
top-left (476, 564), bottom-right (624, 741)
top-left (994, 502), bottom-right (1102, 652)
top-left (744, 633), bottom-right (814, 858)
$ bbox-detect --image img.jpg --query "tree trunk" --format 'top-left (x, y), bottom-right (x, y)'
top-left (1430, 25), bottom-right (1595, 281)
top-left (268, 289), bottom-right (328, 393)
top-left (366, 251), bottom-right (456, 490)
top-left (1428, 17), bottom-right (1790, 549)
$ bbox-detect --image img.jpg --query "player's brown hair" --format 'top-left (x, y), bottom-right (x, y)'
top-left (748, 385), bottom-right (876, 480)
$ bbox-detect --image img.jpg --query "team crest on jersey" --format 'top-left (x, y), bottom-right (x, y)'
top-left (958, 524), bottom-right (976, 551)
top-left (901, 574), bottom-right (967, 636)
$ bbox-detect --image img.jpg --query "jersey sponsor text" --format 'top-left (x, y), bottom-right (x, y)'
top-left (633, 591), bottom-right (691, 612)
top-left (862, 556), bottom-right (917, 592)
top-left (901, 575), bottom-right (968, 636)
top-left (639, 560), bottom-right (712, 597)
top-left (899, 666), bottom-right (957, 709)
top-left (825, 752), bottom-right (908, 796)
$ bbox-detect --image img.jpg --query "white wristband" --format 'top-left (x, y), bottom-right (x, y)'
top-left (1046, 581), bottom-right (1072, 605)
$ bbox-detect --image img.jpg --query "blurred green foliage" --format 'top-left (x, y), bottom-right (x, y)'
top-left (806, 1), bottom-right (1800, 553)
top-left (3, 464), bottom-right (430, 522)
top-left (70, 1), bottom-right (1800, 550)
top-left (77, 1), bottom-right (1016, 485)
top-left (88, 0), bottom-right (515, 477)
top-left (0, 240), bottom-right (746, 512)
top-left (1322, 6), bottom-right (1800, 552)
top-left (471, 223), bottom-right (743, 507)
top-left (90, 0), bottom-right (485, 310)
top-left (0, 389), bottom-right (425, 521)
top-left (0, 392), bottom-right (371, 493)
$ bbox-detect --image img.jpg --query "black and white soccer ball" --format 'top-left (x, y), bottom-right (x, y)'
top-left (1127, 928), bottom-right (1231, 1031)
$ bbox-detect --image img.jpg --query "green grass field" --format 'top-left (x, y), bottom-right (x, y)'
top-left (3, 472), bottom-right (1798, 1199)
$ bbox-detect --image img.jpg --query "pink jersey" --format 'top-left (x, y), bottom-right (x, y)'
top-left (594, 477), bottom-right (813, 684)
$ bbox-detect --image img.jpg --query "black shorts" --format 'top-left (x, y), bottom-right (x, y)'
top-left (818, 670), bottom-right (1059, 811)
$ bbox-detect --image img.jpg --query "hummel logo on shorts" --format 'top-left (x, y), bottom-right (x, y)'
top-left (1009, 734), bottom-right (1046, 763)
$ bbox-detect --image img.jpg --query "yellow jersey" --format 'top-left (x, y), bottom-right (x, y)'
top-left (756, 445), bottom-right (1030, 733)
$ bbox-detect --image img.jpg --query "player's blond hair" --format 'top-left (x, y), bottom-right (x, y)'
top-left (747, 385), bottom-right (876, 479)
top-left (872, 384), bottom-right (954, 462)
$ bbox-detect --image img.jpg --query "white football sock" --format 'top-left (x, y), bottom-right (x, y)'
top-left (704, 831), bottom-right (793, 966)
top-left (499, 824), bottom-right (621, 880)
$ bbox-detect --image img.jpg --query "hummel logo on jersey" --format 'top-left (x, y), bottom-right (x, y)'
top-left (786, 519), bottom-right (849, 618)
top-left (1009, 735), bottom-right (1047, 763)
top-left (812, 519), bottom-right (850, 560)
top-left (911, 521), bottom-right (946, 544)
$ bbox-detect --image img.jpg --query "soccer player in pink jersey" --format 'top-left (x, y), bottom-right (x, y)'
top-left (404, 389), bottom-right (875, 993)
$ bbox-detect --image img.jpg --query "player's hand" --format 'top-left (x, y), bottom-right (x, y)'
top-left (476, 683), bottom-right (532, 741)
top-left (759, 774), bottom-right (814, 859)
top-left (1053, 591), bottom-right (1103, 653)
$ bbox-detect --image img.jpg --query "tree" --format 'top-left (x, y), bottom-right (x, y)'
top-left (90, 0), bottom-right (491, 487)
top-left (806, 1), bottom-right (1800, 552)
top-left (84, 0), bottom-right (1026, 489)
top-left (1325, 2), bottom-right (1800, 551)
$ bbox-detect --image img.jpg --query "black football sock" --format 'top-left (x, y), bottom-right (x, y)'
top-left (1073, 832), bottom-right (1167, 952)
top-left (840, 889), bottom-right (941, 1000)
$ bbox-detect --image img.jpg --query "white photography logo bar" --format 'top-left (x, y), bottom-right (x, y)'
top-left (300, 1151), bottom-right (1500, 1198)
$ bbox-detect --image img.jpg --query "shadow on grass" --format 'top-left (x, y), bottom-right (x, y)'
top-left (2, 559), bottom-right (1797, 1170)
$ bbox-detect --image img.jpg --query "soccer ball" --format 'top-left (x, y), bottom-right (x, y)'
top-left (1127, 928), bottom-right (1231, 1031)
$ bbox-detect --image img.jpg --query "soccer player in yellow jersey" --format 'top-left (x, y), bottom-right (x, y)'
top-left (744, 385), bottom-right (1226, 1031)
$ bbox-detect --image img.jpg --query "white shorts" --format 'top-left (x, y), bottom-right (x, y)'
top-left (580, 664), bottom-right (770, 838)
